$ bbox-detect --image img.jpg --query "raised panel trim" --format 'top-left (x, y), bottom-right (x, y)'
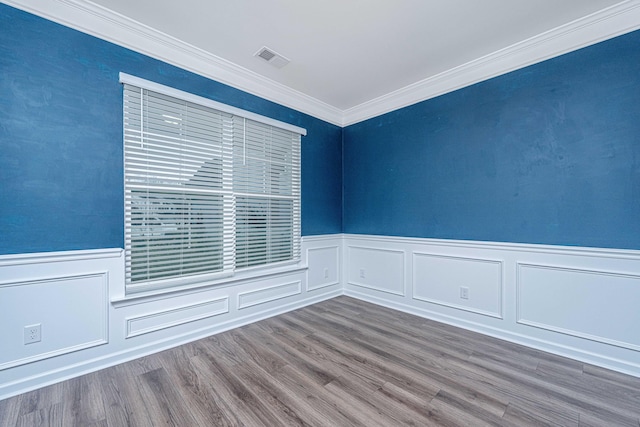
top-left (0, 272), bottom-right (109, 371)
top-left (306, 245), bottom-right (341, 291)
top-left (343, 233), bottom-right (640, 260)
top-left (126, 297), bottom-right (229, 338)
top-left (347, 246), bottom-right (406, 296)
top-left (0, 248), bottom-right (122, 267)
top-left (412, 252), bottom-right (504, 319)
top-left (237, 281), bottom-right (302, 310)
top-left (516, 262), bottom-right (640, 352)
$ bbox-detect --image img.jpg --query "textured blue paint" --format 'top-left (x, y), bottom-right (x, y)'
top-left (0, 4), bottom-right (342, 254)
top-left (344, 29), bottom-right (640, 250)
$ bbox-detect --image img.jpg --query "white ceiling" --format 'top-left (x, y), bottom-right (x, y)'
top-left (86, 0), bottom-right (622, 108)
top-left (7, 0), bottom-right (640, 125)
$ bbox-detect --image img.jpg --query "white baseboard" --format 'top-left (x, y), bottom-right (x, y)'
top-left (3, 233), bottom-right (640, 400)
top-left (0, 236), bottom-right (343, 400)
top-left (343, 234), bottom-right (640, 378)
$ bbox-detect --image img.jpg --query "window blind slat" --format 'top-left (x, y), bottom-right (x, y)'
top-left (123, 78), bottom-right (301, 293)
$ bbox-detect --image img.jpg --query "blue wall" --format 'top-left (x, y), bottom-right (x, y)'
top-left (344, 30), bottom-right (640, 250)
top-left (0, 4), bottom-right (342, 255)
top-left (3, 5), bottom-right (639, 254)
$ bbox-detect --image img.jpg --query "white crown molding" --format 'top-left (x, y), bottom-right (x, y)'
top-left (2, 0), bottom-right (344, 126)
top-left (3, 0), bottom-right (640, 128)
top-left (342, 0), bottom-right (640, 126)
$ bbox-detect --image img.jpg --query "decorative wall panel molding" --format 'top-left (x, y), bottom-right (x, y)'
top-left (306, 246), bottom-right (341, 291)
top-left (412, 252), bottom-right (503, 318)
top-left (125, 297), bottom-right (229, 338)
top-left (347, 246), bottom-right (405, 296)
top-left (237, 281), bottom-right (302, 310)
top-left (0, 272), bottom-right (108, 370)
top-left (517, 263), bottom-right (640, 351)
top-left (343, 234), bottom-right (640, 377)
top-left (0, 238), bottom-right (341, 400)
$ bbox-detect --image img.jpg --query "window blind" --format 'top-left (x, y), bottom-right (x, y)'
top-left (233, 118), bottom-right (301, 269)
top-left (124, 85), bottom-right (235, 291)
top-left (122, 76), bottom-right (303, 293)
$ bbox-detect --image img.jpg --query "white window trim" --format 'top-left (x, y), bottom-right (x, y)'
top-left (119, 73), bottom-right (307, 136)
top-left (121, 73), bottom-right (305, 295)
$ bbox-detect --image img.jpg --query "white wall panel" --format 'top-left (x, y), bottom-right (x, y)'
top-left (517, 263), bottom-right (640, 351)
top-left (0, 273), bottom-right (108, 370)
top-left (126, 297), bottom-right (229, 338)
top-left (348, 246), bottom-right (405, 296)
top-left (238, 281), bottom-right (301, 310)
top-left (3, 234), bottom-right (640, 399)
top-left (343, 234), bottom-right (640, 378)
top-left (306, 246), bottom-right (340, 291)
top-left (413, 253), bottom-right (503, 318)
top-left (0, 235), bottom-right (343, 400)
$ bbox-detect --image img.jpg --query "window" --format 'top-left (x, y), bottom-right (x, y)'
top-left (121, 74), bottom-right (304, 294)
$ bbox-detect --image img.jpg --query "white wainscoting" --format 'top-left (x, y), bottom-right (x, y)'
top-left (238, 281), bottom-right (302, 310)
top-left (3, 233), bottom-right (640, 399)
top-left (517, 263), bottom-right (640, 352)
top-left (306, 245), bottom-right (340, 291)
top-left (347, 246), bottom-right (405, 296)
top-left (0, 235), bottom-right (342, 400)
top-left (0, 272), bottom-right (109, 370)
top-left (125, 297), bottom-right (229, 338)
top-left (343, 234), bottom-right (640, 378)
top-left (412, 252), bottom-right (503, 319)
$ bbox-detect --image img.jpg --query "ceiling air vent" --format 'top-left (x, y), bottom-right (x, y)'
top-left (254, 46), bottom-right (290, 69)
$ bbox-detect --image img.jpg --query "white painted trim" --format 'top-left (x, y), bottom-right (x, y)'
top-left (125, 297), bottom-right (229, 338)
top-left (302, 234), bottom-right (344, 242)
top-left (111, 264), bottom-right (308, 306)
top-left (120, 73), bottom-right (307, 135)
top-left (516, 262), bottom-right (640, 352)
top-left (237, 280), bottom-right (302, 310)
top-left (411, 252), bottom-right (504, 319)
top-left (342, 0), bottom-right (640, 125)
top-left (347, 245), bottom-right (406, 296)
top-left (5, 0), bottom-right (640, 126)
top-left (343, 234), bottom-right (640, 260)
top-left (0, 248), bottom-right (122, 266)
top-left (344, 287), bottom-right (640, 379)
top-left (0, 272), bottom-right (109, 370)
top-left (0, 287), bottom-right (342, 400)
top-left (306, 245), bottom-right (341, 291)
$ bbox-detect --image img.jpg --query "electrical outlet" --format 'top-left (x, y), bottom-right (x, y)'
top-left (359, 269), bottom-right (366, 279)
top-left (460, 287), bottom-right (469, 300)
top-left (24, 324), bottom-right (41, 344)
top-left (324, 268), bottom-right (329, 279)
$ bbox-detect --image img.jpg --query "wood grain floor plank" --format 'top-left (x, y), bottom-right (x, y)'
top-left (501, 401), bottom-right (575, 427)
top-left (271, 364), bottom-right (373, 427)
top-left (191, 347), bottom-right (288, 427)
top-left (58, 373), bottom-right (107, 427)
top-left (0, 390), bottom-right (22, 427)
top-left (297, 307), bottom-right (512, 416)
top-left (135, 367), bottom-right (200, 426)
top-left (2, 296), bottom-right (640, 426)
top-left (374, 381), bottom-right (444, 427)
top-left (464, 353), bottom-right (639, 426)
top-left (157, 346), bottom-right (243, 426)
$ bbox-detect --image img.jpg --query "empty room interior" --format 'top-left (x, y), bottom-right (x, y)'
top-left (2, 0), bottom-right (640, 425)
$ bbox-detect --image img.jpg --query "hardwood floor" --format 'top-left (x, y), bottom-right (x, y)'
top-left (1, 296), bottom-right (639, 426)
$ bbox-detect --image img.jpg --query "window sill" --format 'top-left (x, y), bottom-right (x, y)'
top-left (112, 263), bottom-right (308, 308)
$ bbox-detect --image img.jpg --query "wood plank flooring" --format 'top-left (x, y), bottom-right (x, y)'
top-left (1, 296), bottom-right (639, 426)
